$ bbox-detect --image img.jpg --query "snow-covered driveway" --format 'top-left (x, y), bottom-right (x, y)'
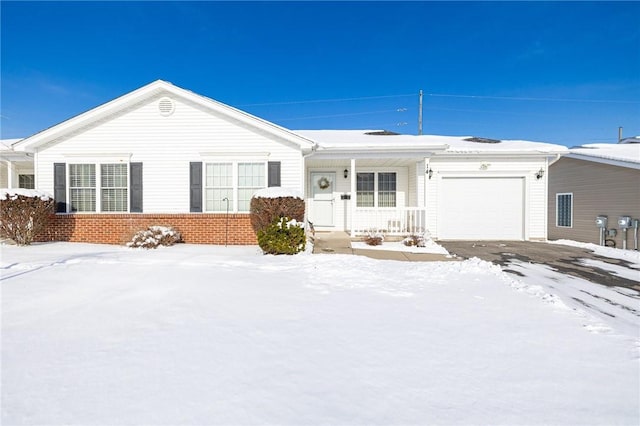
top-left (2, 242), bottom-right (638, 425)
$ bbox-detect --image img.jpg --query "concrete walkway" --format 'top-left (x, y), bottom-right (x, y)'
top-left (311, 232), bottom-right (457, 262)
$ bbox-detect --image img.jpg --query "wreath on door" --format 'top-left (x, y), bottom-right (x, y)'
top-left (317, 177), bottom-right (331, 189)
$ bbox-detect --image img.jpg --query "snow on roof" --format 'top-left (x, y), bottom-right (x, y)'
top-left (295, 130), bottom-right (567, 154)
top-left (568, 143), bottom-right (640, 165)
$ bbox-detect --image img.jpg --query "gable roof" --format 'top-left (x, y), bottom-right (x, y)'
top-left (566, 142), bottom-right (640, 169)
top-left (295, 130), bottom-right (567, 157)
top-left (0, 138), bottom-right (31, 162)
top-left (13, 80), bottom-right (317, 152)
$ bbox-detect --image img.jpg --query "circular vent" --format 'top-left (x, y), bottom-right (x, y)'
top-left (158, 97), bottom-right (175, 116)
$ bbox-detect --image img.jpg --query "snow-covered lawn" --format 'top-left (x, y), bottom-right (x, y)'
top-left (2, 242), bottom-right (638, 425)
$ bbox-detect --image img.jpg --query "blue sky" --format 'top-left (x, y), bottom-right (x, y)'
top-left (2, 1), bottom-right (639, 147)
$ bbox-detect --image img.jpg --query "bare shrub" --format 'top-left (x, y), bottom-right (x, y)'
top-left (363, 230), bottom-right (384, 246)
top-left (250, 193), bottom-right (305, 233)
top-left (0, 190), bottom-right (55, 246)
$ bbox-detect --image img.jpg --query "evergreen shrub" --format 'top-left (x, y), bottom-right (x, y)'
top-left (257, 217), bottom-right (306, 255)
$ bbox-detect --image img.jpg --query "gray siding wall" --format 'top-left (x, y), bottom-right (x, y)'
top-left (548, 157), bottom-right (640, 248)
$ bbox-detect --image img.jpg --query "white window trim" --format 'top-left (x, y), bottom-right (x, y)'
top-left (204, 161), bottom-right (268, 213)
top-left (556, 192), bottom-right (573, 228)
top-left (67, 161), bottom-right (130, 213)
top-left (356, 171), bottom-right (397, 209)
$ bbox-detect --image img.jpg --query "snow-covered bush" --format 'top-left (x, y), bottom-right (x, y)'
top-left (257, 217), bottom-right (306, 255)
top-left (127, 226), bottom-right (181, 249)
top-left (0, 189), bottom-right (55, 246)
top-left (250, 188), bottom-right (305, 234)
top-left (402, 234), bottom-right (427, 247)
top-left (364, 230), bottom-right (384, 246)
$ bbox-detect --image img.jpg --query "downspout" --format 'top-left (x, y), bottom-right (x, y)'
top-left (302, 144), bottom-right (318, 227)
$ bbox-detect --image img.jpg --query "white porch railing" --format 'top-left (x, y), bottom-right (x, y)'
top-left (351, 207), bottom-right (427, 236)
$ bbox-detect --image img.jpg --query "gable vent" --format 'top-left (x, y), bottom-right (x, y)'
top-left (158, 97), bottom-right (175, 116)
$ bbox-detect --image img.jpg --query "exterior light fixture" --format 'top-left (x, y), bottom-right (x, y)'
top-left (535, 168), bottom-right (544, 180)
top-left (344, 169), bottom-right (349, 179)
top-left (426, 166), bottom-right (433, 179)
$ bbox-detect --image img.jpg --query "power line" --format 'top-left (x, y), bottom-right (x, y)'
top-left (274, 108), bottom-right (410, 122)
top-left (239, 93), bottom-right (415, 107)
top-left (426, 93), bottom-right (640, 104)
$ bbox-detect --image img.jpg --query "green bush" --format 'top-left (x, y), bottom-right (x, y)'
top-left (257, 217), bottom-right (306, 255)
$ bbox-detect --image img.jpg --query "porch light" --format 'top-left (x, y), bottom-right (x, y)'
top-left (344, 169), bottom-right (349, 179)
top-left (426, 166), bottom-right (433, 179)
top-left (535, 168), bottom-right (544, 180)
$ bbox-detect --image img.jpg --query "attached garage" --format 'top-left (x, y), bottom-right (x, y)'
top-left (438, 177), bottom-right (525, 240)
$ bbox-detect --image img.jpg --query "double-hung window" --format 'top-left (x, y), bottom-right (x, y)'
top-left (238, 162), bottom-right (265, 212)
top-left (69, 163), bottom-right (128, 212)
top-left (101, 164), bottom-right (128, 212)
top-left (556, 193), bottom-right (573, 227)
top-left (18, 174), bottom-right (35, 189)
top-left (356, 173), bottom-right (375, 207)
top-left (204, 162), bottom-right (266, 212)
top-left (69, 164), bottom-right (97, 212)
top-left (356, 172), bottom-right (397, 208)
top-left (205, 163), bottom-right (233, 211)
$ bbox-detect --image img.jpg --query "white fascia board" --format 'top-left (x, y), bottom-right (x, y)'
top-left (565, 153), bottom-right (640, 170)
top-left (13, 80), bottom-right (317, 153)
top-left (432, 150), bottom-right (568, 160)
top-left (13, 81), bottom-right (168, 152)
top-left (310, 145), bottom-right (449, 160)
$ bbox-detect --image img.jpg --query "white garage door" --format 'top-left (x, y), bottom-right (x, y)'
top-left (439, 177), bottom-right (524, 240)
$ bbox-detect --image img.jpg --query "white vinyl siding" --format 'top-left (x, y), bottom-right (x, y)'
top-left (35, 94), bottom-right (304, 214)
top-left (556, 193), bottom-right (573, 228)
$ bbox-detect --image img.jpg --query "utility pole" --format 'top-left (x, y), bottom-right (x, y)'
top-left (418, 89), bottom-right (423, 135)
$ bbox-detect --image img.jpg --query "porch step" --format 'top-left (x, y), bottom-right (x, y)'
top-left (311, 232), bottom-right (353, 255)
top-left (310, 231), bottom-right (457, 262)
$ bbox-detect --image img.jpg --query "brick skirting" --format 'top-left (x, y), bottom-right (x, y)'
top-left (39, 213), bottom-right (257, 245)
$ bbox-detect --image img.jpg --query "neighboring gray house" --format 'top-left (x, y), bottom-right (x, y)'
top-left (548, 139), bottom-right (640, 249)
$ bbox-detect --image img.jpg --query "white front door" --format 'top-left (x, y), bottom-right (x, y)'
top-left (310, 172), bottom-right (335, 227)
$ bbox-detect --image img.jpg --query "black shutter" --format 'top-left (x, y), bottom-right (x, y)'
top-left (190, 162), bottom-right (203, 212)
top-left (53, 163), bottom-right (67, 213)
top-left (130, 162), bottom-right (143, 213)
top-left (268, 161), bottom-right (281, 187)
